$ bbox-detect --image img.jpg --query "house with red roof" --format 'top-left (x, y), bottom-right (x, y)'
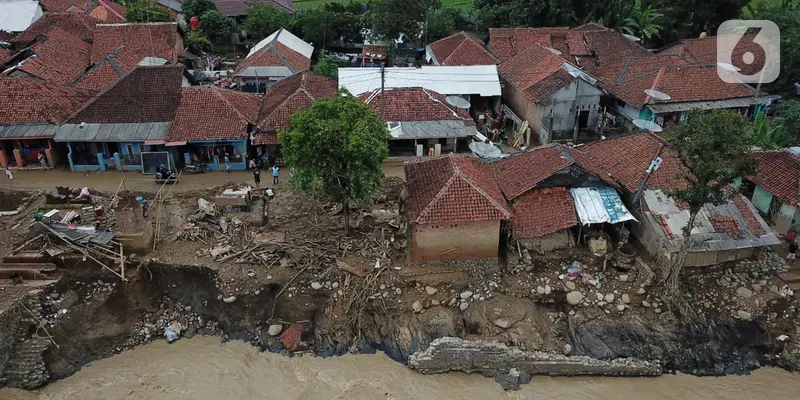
top-left (214, 0), bottom-right (294, 17)
top-left (573, 132), bottom-right (778, 266)
top-left (10, 12), bottom-right (100, 47)
top-left (403, 154), bottom-right (511, 262)
top-left (1, 26), bottom-right (91, 85)
top-left (53, 65), bottom-right (186, 172)
top-left (359, 87), bottom-right (479, 156)
top-left (742, 149), bottom-right (800, 234)
top-left (498, 43), bottom-right (603, 145)
top-left (0, 76), bottom-right (94, 168)
top-left (233, 28), bottom-right (312, 93)
top-left (163, 85), bottom-right (261, 171)
top-left (90, 22), bottom-right (183, 65)
top-left (87, 0), bottom-right (127, 23)
top-left (426, 32), bottom-right (498, 66)
top-left (251, 71), bottom-right (336, 166)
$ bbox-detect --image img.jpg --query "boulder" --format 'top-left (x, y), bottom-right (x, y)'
top-left (268, 324), bottom-right (283, 336)
top-left (425, 286), bottom-right (438, 295)
top-left (736, 287), bottom-right (753, 299)
top-left (566, 291), bottom-right (584, 305)
top-left (460, 291), bottom-right (473, 299)
top-left (412, 300), bottom-right (423, 313)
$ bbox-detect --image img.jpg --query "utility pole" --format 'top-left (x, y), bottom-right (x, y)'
top-left (380, 65), bottom-right (386, 122)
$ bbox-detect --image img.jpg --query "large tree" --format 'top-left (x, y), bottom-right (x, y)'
top-left (126, 0), bottom-right (172, 22)
top-left (473, 0), bottom-right (576, 34)
top-left (776, 100), bottom-right (800, 145)
top-left (312, 55), bottom-right (348, 79)
top-left (425, 7), bottom-right (465, 43)
top-left (182, 0), bottom-right (217, 20)
top-left (294, 6), bottom-right (364, 49)
top-left (664, 110), bottom-right (756, 290)
top-left (749, 0), bottom-right (800, 97)
top-left (280, 90), bottom-right (390, 233)
top-left (365, 0), bottom-right (440, 42)
top-left (242, 4), bottom-right (293, 41)
top-left (199, 9), bottom-right (238, 40)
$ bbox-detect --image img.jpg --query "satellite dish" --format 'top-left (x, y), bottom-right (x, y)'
top-left (717, 61), bottom-right (741, 73)
top-left (644, 89), bottom-right (671, 101)
top-left (544, 46), bottom-right (562, 55)
top-left (622, 34), bottom-right (641, 42)
top-left (469, 141), bottom-right (502, 159)
top-left (446, 95), bottom-right (471, 109)
top-left (633, 119), bottom-right (664, 133)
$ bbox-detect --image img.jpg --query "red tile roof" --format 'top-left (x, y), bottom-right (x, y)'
top-left (165, 86), bottom-right (261, 142)
top-left (491, 145), bottom-right (575, 200)
top-left (234, 40), bottom-right (310, 76)
top-left (362, 44), bottom-right (388, 59)
top-left (511, 187), bottom-right (577, 238)
top-left (72, 45), bottom-right (142, 91)
top-left (657, 33), bottom-right (764, 77)
top-left (489, 27), bottom-right (569, 62)
top-left (748, 150), bottom-right (800, 206)
top-left (498, 44), bottom-right (574, 102)
top-left (427, 32), bottom-right (498, 66)
top-left (593, 55), bottom-right (756, 108)
top-left (732, 195), bottom-right (767, 236)
top-left (574, 132), bottom-right (688, 193)
top-left (214, 0), bottom-right (294, 16)
top-left (39, 0), bottom-right (92, 12)
top-left (708, 215), bottom-right (743, 239)
top-left (13, 12), bottom-right (99, 44)
top-left (0, 77), bottom-right (94, 125)
top-left (90, 23), bottom-right (182, 64)
top-left (404, 154), bottom-right (511, 225)
top-left (11, 27), bottom-right (91, 85)
top-left (254, 71), bottom-right (336, 142)
top-left (579, 30), bottom-right (650, 70)
top-left (359, 87), bottom-right (472, 122)
top-left (88, 0), bottom-right (127, 23)
top-left (68, 64), bottom-right (184, 124)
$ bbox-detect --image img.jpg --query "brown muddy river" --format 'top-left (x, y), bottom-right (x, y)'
top-left (2, 336), bottom-right (798, 399)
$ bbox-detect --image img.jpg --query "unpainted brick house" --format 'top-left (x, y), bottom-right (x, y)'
top-left (403, 154), bottom-right (511, 262)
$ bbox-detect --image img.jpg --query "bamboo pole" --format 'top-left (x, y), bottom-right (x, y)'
top-left (37, 222), bottom-right (127, 281)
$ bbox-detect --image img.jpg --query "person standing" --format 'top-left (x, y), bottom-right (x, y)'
top-left (38, 152), bottom-right (49, 170)
top-left (248, 157), bottom-right (256, 170)
top-left (789, 240), bottom-right (798, 264)
top-left (272, 165), bottom-right (279, 185)
top-left (253, 167), bottom-right (261, 187)
top-left (224, 152), bottom-right (231, 173)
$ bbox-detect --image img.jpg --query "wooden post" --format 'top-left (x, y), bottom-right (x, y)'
top-left (119, 242), bottom-right (125, 280)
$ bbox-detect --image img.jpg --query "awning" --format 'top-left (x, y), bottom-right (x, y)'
top-left (53, 122), bottom-right (170, 143)
top-left (388, 120), bottom-right (478, 140)
top-left (571, 186), bottom-right (636, 225)
top-left (165, 141), bottom-right (187, 147)
top-left (0, 124), bottom-right (58, 140)
top-left (647, 96), bottom-right (772, 114)
top-left (144, 140), bottom-right (166, 145)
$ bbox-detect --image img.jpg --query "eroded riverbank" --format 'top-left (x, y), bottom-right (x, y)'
top-left (2, 336), bottom-right (799, 400)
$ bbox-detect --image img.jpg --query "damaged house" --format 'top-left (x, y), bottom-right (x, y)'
top-left (232, 28), bottom-right (313, 93)
top-left (574, 132), bottom-right (779, 267)
top-left (403, 154), bottom-right (511, 263)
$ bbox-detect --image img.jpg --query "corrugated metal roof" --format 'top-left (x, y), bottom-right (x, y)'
top-left (237, 66), bottom-right (293, 78)
top-left (647, 96), bottom-right (769, 113)
top-left (0, 124), bottom-right (58, 139)
top-left (339, 65), bottom-right (502, 97)
top-left (643, 189), bottom-right (779, 252)
top-left (571, 186), bottom-right (636, 225)
top-left (53, 122), bottom-right (170, 142)
top-left (156, 0), bottom-right (182, 12)
top-left (388, 120), bottom-right (477, 140)
top-left (0, 1), bottom-right (42, 32)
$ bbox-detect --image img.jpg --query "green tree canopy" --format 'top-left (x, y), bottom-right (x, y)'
top-left (749, 0), bottom-right (800, 96)
top-left (365, 0), bottom-right (440, 42)
top-left (776, 99), bottom-right (800, 145)
top-left (185, 30), bottom-right (212, 53)
top-left (312, 55), bottom-right (348, 79)
top-left (664, 110), bottom-right (756, 289)
top-left (125, 0), bottom-right (172, 23)
top-left (473, 0), bottom-right (575, 34)
top-left (294, 6), bottom-right (364, 48)
top-left (242, 4), bottom-right (293, 42)
top-left (425, 7), bottom-right (464, 43)
top-left (199, 9), bottom-right (238, 40)
top-left (279, 90), bottom-right (390, 232)
top-left (182, 0), bottom-right (217, 19)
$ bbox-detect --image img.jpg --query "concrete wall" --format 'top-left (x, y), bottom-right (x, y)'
top-left (518, 229), bottom-right (573, 254)
top-left (411, 220), bottom-right (500, 262)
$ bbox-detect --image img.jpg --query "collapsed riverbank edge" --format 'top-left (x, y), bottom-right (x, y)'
top-left (1, 263), bottom-right (798, 392)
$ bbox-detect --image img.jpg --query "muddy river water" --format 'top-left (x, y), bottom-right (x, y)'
top-left (1, 336), bottom-right (798, 400)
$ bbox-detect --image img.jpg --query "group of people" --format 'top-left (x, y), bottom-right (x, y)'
top-left (249, 158), bottom-right (279, 187)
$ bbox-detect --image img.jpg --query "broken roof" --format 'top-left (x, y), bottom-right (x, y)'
top-left (574, 132), bottom-right (688, 193)
top-left (165, 86), bottom-right (261, 143)
top-left (255, 71), bottom-right (336, 139)
top-left (0, 76), bottom-right (94, 125)
top-left (214, 0), bottom-right (294, 16)
top-left (404, 154), bottom-right (511, 225)
top-left (360, 87), bottom-right (473, 123)
top-left (72, 45), bottom-right (142, 91)
top-left (643, 190), bottom-right (777, 252)
top-left (491, 144), bottom-right (576, 200)
top-left (235, 28), bottom-right (312, 77)
top-left (498, 44), bottom-right (577, 102)
top-left (90, 23), bottom-right (182, 64)
top-left (5, 26), bottom-right (91, 85)
top-left (426, 32), bottom-right (499, 66)
top-left (68, 64), bottom-right (184, 124)
top-left (511, 187), bottom-right (577, 238)
top-left (12, 11), bottom-right (99, 44)
top-left (570, 186), bottom-right (636, 225)
top-left (748, 149), bottom-right (800, 206)
top-left (593, 55), bottom-right (757, 108)
top-left (87, 0), bottom-right (127, 23)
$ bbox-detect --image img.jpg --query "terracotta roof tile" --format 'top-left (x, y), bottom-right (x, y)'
top-left (491, 145), bottom-right (574, 200)
top-left (40, 0), bottom-right (92, 12)
top-left (748, 150), bottom-right (800, 206)
top-left (13, 12), bottom-right (99, 44)
top-left (68, 64), bottom-right (184, 124)
top-left (489, 27), bottom-right (569, 62)
top-left (73, 45), bottom-right (142, 90)
top-left (13, 27), bottom-right (91, 85)
top-left (254, 71), bottom-right (336, 141)
top-left (91, 23), bottom-right (182, 64)
top-left (575, 132), bottom-right (688, 193)
top-left (427, 32), bottom-right (498, 66)
top-left (234, 41), bottom-right (311, 76)
top-left (0, 77), bottom-right (94, 125)
top-left (359, 87), bottom-right (472, 122)
top-left (214, 0), bottom-right (294, 16)
top-left (708, 215), bottom-right (743, 238)
top-left (362, 44), bottom-right (388, 59)
top-left (511, 187), bottom-right (577, 238)
top-left (88, 0), bottom-right (128, 23)
top-left (498, 44), bottom-right (574, 102)
top-left (657, 33), bottom-right (764, 77)
top-left (580, 30), bottom-right (650, 70)
top-left (165, 86), bottom-right (261, 142)
top-left (404, 154), bottom-right (510, 225)
top-left (732, 195), bottom-right (767, 236)
top-left (0, 48), bottom-right (9, 60)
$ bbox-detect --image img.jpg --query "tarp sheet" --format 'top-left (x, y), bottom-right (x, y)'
top-left (571, 187), bottom-right (636, 225)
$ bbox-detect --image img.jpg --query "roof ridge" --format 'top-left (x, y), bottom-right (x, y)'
top-left (257, 74), bottom-right (306, 127)
top-left (452, 160), bottom-right (512, 219)
top-left (210, 86), bottom-right (252, 124)
top-left (414, 156), bottom-right (459, 224)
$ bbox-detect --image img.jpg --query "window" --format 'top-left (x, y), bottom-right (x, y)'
top-left (125, 144), bottom-right (134, 154)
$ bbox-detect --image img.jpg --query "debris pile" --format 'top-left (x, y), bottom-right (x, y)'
top-left (127, 297), bottom-right (221, 347)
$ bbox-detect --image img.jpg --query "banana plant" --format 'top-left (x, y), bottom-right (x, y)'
top-left (750, 112), bottom-right (787, 150)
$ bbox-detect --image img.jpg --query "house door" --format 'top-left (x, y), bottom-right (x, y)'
top-left (577, 110), bottom-right (590, 130)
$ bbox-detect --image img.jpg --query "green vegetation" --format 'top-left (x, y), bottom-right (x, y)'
top-left (242, 4), bottom-right (294, 41)
top-left (312, 55), bottom-right (349, 78)
top-left (294, 0), bottom-right (473, 11)
top-left (199, 9), bottom-right (239, 40)
top-left (125, 0), bottom-right (172, 22)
